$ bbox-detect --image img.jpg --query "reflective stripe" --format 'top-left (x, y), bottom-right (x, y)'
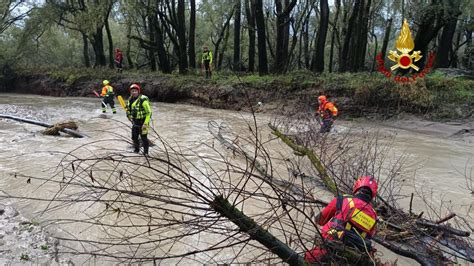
top-left (348, 198), bottom-right (355, 208)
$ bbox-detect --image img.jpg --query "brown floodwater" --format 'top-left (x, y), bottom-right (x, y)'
top-left (0, 94), bottom-right (472, 265)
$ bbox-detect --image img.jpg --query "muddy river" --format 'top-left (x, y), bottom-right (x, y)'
top-left (0, 94), bottom-right (472, 265)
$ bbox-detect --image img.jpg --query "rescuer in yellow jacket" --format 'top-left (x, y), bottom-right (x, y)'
top-left (100, 80), bottom-right (116, 114)
top-left (126, 83), bottom-right (152, 155)
top-left (201, 46), bottom-right (213, 79)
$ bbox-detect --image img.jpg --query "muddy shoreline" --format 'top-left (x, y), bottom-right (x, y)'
top-left (7, 72), bottom-right (472, 121)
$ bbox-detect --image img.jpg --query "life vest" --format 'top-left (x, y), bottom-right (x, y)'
top-left (318, 101), bottom-right (338, 119)
top-left (321, 195), bottom-right (377, 242)
top-left (202, 51), bottom-right (213, 62)
top-left (127, 95), bottom-right (151, 122)
top-left (101, 85), bottom-right (114, 97)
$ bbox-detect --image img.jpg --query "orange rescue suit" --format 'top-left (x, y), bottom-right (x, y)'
top-left (318, 101), bottom-right (338, 119)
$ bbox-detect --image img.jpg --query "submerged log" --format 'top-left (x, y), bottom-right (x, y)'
top-left (0, 115), bottom-right (86, 138)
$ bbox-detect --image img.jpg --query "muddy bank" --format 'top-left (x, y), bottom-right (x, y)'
top-left (0, 204), bottom-right (72, 265)
top-left (5, 71), bottom-right (473, 121)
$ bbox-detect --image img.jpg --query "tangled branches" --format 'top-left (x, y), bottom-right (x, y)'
top-left (2, 113), bottom-right (472, 265)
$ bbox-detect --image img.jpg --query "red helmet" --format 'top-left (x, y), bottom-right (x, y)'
top-left (129, 83), bottom-right (141, 93)
top-left (318, 95), bottom-right (327, 102)
top-left (353, 175), bottom-right (378, 199)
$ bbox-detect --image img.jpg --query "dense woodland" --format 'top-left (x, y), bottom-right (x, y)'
top-left (0, 0), bottom-right (473, 76)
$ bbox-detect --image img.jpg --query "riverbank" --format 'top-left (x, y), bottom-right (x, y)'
top-left (2, 68), bottom-right (473, 121)
top-left (0, 203), bottom-right (73, 264)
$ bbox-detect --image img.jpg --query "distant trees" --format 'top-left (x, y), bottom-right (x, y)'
top-left (0, 1), bottom-right (31, 34)
top-left (4, 0), bottom-right (473, 73)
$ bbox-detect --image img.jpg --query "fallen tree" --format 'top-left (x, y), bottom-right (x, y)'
top-left (267, 116), bottom-right (473, 265)
top-left (1, 113), bottom-right (472, 265)
top-left (0, 114), bottom-right (85, 138)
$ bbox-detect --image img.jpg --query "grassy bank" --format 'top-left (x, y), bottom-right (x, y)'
top-left (6, 67), bottom-right (474, 120)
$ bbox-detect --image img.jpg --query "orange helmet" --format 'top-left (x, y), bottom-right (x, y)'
top-left (129, 83), bottom-right (141, 93)
top-left (353, 176), bottom-right (378, 199)
top-left (318, 95), bottom-right (327, 102)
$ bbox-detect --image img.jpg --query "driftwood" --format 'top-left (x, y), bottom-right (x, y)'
top-left (0, 115), bottom-right (85, 138)
top-left (268, 125), bottom-right (473, 265)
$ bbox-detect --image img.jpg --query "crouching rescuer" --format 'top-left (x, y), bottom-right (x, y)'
top-left (126, 83), bottom-right (152, 155)
top-left (305, 176), bottom-right (378, 264)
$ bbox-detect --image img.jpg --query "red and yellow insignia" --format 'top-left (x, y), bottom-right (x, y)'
top-left (388, 19), bottom-right (422, 71)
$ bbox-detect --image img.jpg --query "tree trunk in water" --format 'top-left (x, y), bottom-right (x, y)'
top-left (253, 0), bottom-right (268, 75)
top-left (245, 0), bottom-right (256, 72)
top-left (380, 18), bottom-right (392, 61)
top-left (177, 0), bottom-right (188, 74)
top-left (81, 33), bottom-right (91, 68)
top-left (104, 17), bottom-right (114, 69)
top-left (90, 27), bottom-right (106, 67)
top-left (311, 0), bottom-right (329, 73)
top-left (328, 0), bottom-right (340, 73)
top-left (233, 0), bottom-right (242, 71)
top-left (188, 0), bottom-right (196, 69)
top-left (339, 0), bottom-right (361, 72)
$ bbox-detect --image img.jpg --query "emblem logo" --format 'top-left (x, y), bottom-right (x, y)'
top-left (376, 19), bottom-right (435, 83)
top-left (388, 19), bottom-right (422, 71)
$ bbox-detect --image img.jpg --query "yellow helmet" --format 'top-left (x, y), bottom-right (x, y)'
top-left (102, 80), bottom-right (110, 86)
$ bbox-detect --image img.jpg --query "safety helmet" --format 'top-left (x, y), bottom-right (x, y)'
top-left (103, 80), bottom-right (110, 86)
top-left (353, 175), bottom-right (378, 199)
top-left (318, 95), bottom-right (327, 102)
top-left (129, 83), bottom-right (141, 93)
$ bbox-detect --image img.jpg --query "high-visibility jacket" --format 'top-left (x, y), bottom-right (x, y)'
top-left (100, 85), bottom-right (114, 97)
top-left (127, 95), bottom-right (152, 125)
top-left (202, 50), bottom-right (213, 64)
top-left (318, 195), bottom-right (377, 242)
top-left (318, 101), bottom-right (338, 119)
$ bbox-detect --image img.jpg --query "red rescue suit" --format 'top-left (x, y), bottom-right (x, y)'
top-left (305, 194), bottom-right (377, 263)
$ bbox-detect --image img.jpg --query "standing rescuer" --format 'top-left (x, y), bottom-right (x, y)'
top-left (100, 80), bottom-right (116, 114)
top-left (126, 83), bottom-right (152, 155)
top-left (316, 95), bottom-right (338, 133)
top-left (305, 176), bottom-right (378, 263)
top-left (201, 46), bottom-right (213, 79)
top-left (114, 48), bottom-right (124, 73)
